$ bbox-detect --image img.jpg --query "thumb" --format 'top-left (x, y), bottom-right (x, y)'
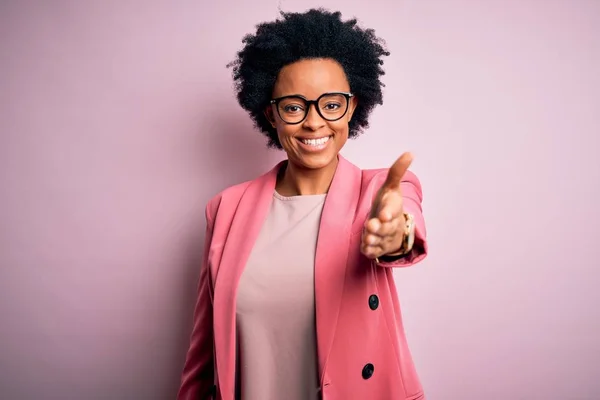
top-left (382, 152), bottom-right (413, 191)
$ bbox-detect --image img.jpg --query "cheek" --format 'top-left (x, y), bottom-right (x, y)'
top-left (276, 125), bottom-right (298, 146)
top-left (330, 121), bottom-right (350, 139)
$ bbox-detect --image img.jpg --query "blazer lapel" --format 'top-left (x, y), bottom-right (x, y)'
top-left (212, 161), bottom-right (282, 399)
top-left (314, 155), bottom-right (362, 384)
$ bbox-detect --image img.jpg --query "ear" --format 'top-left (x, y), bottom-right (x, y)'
top-left (347, 95), bottom-right (358, 122)
top-left (264, 106), bottom-right (277, 128)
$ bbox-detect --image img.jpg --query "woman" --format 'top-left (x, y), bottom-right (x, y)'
top-left (178, 9), bottom-right (428, 400)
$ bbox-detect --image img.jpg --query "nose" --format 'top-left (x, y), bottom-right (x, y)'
top-left (302, 103), bottom-right (326, 131)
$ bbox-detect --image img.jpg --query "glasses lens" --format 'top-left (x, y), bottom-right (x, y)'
top-left (317, 94), bottom-right (348, 121)
top-left (277, 97), bottom-right (308, 124)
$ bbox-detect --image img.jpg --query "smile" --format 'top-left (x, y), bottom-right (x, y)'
top-left (299, 136), bottom-right (332, 146)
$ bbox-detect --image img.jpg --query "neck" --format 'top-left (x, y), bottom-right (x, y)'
top-left (276, 157), bottom-right (339, 196)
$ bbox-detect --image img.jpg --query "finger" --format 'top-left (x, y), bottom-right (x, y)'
top-left (361, 242), bottom-right (385, 259)
top-left (375, 219), bottom-right (399, 237)
top-left (365, 216), bottom-right (398, 237)
top-left (364, 217), bottom-right (382, 235)
top-left (377, 192), bottom-right (403, 222)
top-left (361, 245), bottom-right (375, 258)
top-left (382, 152), bottom-right (413, 191)
top-left (362, 231), bottom-right (382, 247)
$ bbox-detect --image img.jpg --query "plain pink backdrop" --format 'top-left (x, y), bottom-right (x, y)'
top-left (1, 1), bottom-right (599, 399)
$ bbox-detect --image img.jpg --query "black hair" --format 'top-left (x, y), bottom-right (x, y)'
top-left (228, 8), bottom-right (390, 148)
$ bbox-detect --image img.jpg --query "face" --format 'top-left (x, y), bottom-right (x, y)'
top-left (266, 58), bottom-right (358, 170)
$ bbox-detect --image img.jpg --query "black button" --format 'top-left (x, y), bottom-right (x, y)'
top-left (368, 294), bottom-right (379, 310)
top-left (362, 363), bottom-right (375, 379)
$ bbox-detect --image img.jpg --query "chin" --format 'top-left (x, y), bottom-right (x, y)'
top-left (296, 150), bottom-right (338, 170)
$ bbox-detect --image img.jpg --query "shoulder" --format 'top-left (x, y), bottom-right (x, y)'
top-left (204, 180), bottom-right (253, 224)
top-left (203, 160), bottom-right (283, 227)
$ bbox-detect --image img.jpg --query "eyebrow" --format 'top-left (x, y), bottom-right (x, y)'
top-left (279, 94), bottom-right (308, 99)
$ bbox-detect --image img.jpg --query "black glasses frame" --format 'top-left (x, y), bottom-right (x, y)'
top-left (269, 92), bottom-right (354, 124)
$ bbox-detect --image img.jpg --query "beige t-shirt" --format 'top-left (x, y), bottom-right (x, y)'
top-left (235, 191), bottom-right (325, 400)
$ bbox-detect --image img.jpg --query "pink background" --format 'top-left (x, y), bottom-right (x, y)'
top-left (1, 0), bottom-right (599, 399)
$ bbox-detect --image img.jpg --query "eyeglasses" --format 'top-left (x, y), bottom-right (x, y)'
top-left (269, 92), bottom-right (354, 124)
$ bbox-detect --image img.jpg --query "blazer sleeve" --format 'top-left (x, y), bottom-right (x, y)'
top-left (375, 170), bottom-right (428, 268)
top-left (177, 204), bottom-right (216, 399)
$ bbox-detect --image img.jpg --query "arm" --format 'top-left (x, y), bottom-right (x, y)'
top-left (177, 205), bottom-right (216, 399)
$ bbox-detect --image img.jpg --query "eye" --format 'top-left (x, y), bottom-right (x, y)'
top-left (283, 104), bottom-right (304, 113)
top-left (323, 102), bottom-right (341, 110)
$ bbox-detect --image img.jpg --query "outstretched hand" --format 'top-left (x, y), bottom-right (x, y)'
top-left (361, 152), bottom-right (413, 259)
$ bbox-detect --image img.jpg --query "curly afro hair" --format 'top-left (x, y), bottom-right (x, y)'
top-left (228, 8), bottom-right (390, 149)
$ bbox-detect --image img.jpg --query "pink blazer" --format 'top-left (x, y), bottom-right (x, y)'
top-left (178, 155), bottom-right (428, 400)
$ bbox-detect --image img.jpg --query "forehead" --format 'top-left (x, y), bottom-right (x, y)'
top-left (272, 58), bottom-right (350, 99)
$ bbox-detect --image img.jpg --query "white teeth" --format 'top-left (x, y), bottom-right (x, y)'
top-left (301, 136), bottom-right (330, 146)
